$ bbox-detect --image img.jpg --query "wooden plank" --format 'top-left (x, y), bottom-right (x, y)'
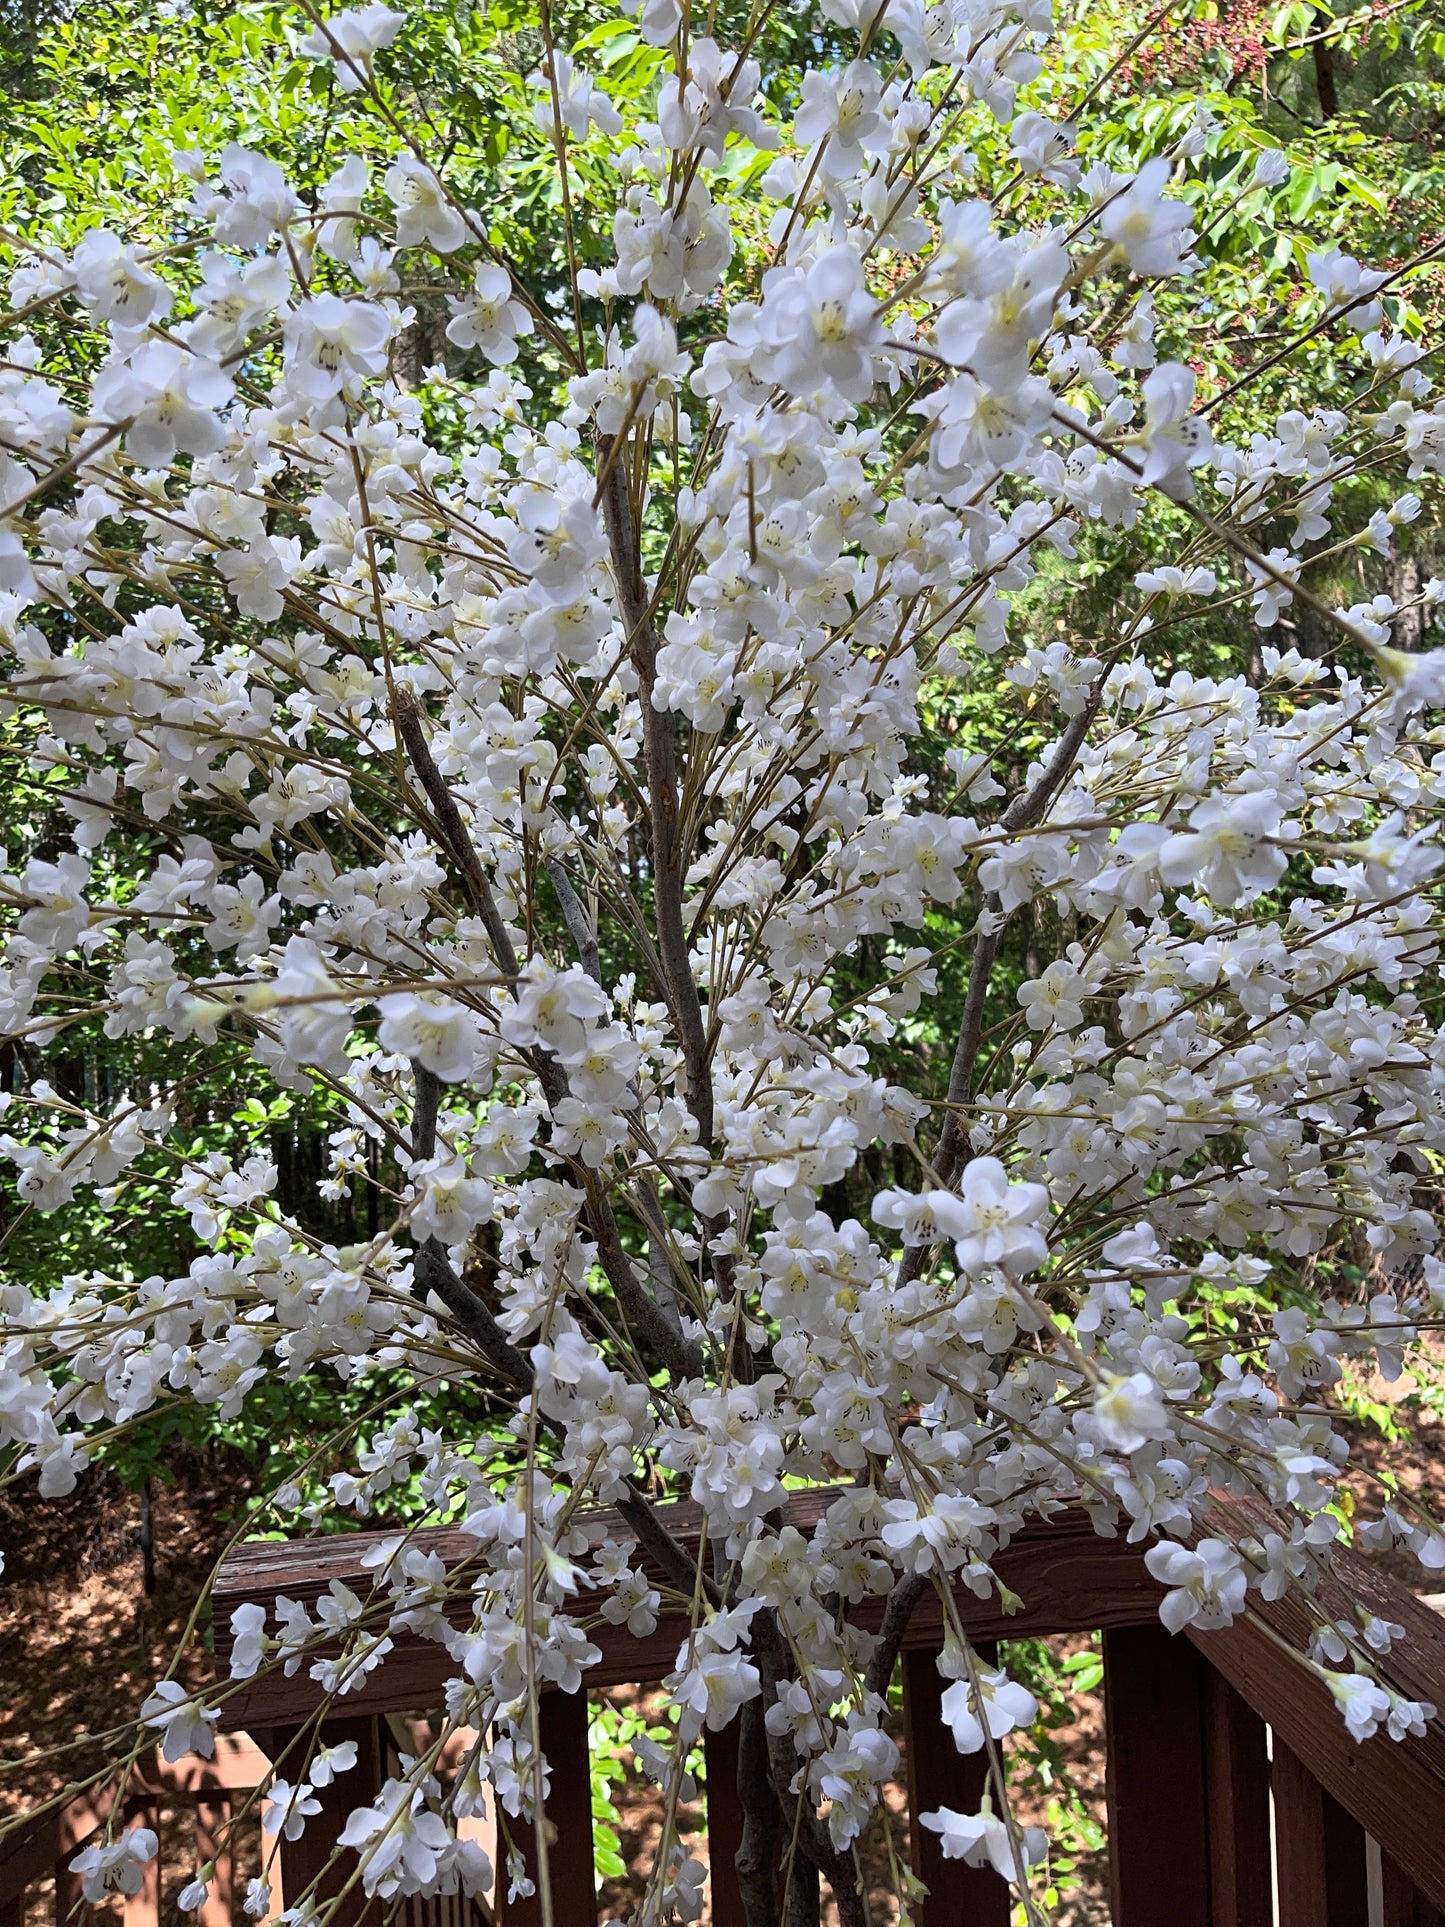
top-left (902, 1645), bottom-right (1009, 1927)
top-left (1202, 1671), bottom-right (1272, 1927)
top-left (268, 1716), bottom-right (383, 1927)
top-left (1272, 1735), bottom-right (1368, 1927)
top-left (1104, 1626), bottom-right (1211, 1927)
top-left (496, 1692), bottom-right (595, 1927)
top-left (702, 1720), bottom-right (746, 1927)
top-left (213, 1502), bottom-right (1156, 1728)
top-left (205, 1493), bottom-right (1445, 1917)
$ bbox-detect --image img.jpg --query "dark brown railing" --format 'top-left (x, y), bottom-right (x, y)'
top-left (8, 1496), bottom-right (1445, 1924)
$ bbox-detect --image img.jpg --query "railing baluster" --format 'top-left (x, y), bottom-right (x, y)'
top-left (702, 1721), bottom-right (746, 1927)
top-left (1272, 1734), bottom-right (1368, 1927)
top-left (268, 1716), bottom-right (384, 1927)
top-left (195, 1795), bottom-right (233, 1927)
top-left (496, 1692), bottom-right (594, 1926)
top-left (1103, 1626), bottom-right (1210, 1927)
top-left (902, 1645), bottom-right (1009, 1926)
top-left (122, 1801), bottom-right (161, 1927)
top-left (1380, 1844), bottom-right (1445, 1926)
top-left (1202, 1670), bottom-right (1272, 1927)
top-left (54, 1804), bottom-right (95, 1927)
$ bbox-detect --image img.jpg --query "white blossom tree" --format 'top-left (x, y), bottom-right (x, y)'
top-left (2, 0), bottom-right (1445, 1920)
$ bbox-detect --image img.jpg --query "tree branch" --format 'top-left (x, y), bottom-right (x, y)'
top-left (898, 698), bottom-right (1103, 1287)
top-left (582, 1170), bottom-right (705, 1381)
top-left (616, 1485), bottom-right (723, 1604)
top-left (596, 433), bottom-right (715, 1145)
top-left (393, 687), bottom-right (519, 979)
top-left (863, 1571), bottom-right (926, 1697)
top-left (933, 696), bottom-right (1103, 1188)
top-left (412, 1238), bottom-right (536, 1390)
top-left (409, 1060), bottom-right (440, 1164)
top-left (543, 856), bottom-right (602, 985)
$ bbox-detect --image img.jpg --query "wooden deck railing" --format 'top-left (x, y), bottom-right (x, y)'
top-left (9, 1495), bottom-right (1445, 1924)
top-left (0, 1735), bottom-right (271, 1927)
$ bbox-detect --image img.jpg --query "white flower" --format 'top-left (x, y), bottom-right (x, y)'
top-left (69, 1830), bottom-right (159, 1902)
top-left (1092, 1371), bottom-right (1170, 1453)
top-left (1369, 642), bottom-right (1445, 709)
top-left (228, 1602), bottom-right (268, 1679)
top-left (1325, 1670), bottom-right (1393, 1742)
top-left (309, 1739), bottom-right (360, 1787)
top-left (445, 264), bottom-right (532, 364)
top-left (619, 0), bottom-right (682, 44)
top-left (919, 1806), bottom-right (1047, 1878)
top-left (1307, 247), bottom-right (1387, 333)
top-left (1010, 111), bottom-right (1078, 190)
top-left (1134, 564), bottom-right (1216, 596)
top-left (533, 53), bottom-right (622, 140)
top-left (283, 294), bottom-right (392, 399)
top-left (1251, 149), bottom-right (1290, 189)
top-left (384, 155), bottom-right (467, 252)
top-left (939, 1668), bottom-right (1038, 1754)
top-left (377, 993), bottom-right (483, 1082)
top-left (937, 1157), bottom-right (1052, 1276)
top-left (211, 145), bottom-right (298, 250)
top-left (667, 1646), bottom-right (763, 1733)
top-left (1144, 1539), bottom-right (1248, 1633)
top-left (409, 1152), bottom-right (494, 1245)
top-left (1017, 960), bottom-right (1087, 1032)
top-left (91, 342), bottom-right (233, 466)
top-left (72, 230), bottom-right (171, 329)
top-left (139, 1679), bottom-right (221, 1762)
top-left (299, 4), bottom-right (404, 88)
top-left (217, 535), bottom-right (302, 622)
top-left (793, 61), bottom-right (883, 177)
top-left (262, 1780), bottom-right (322, 1841)
top-left (756, 246), bottom-right (882, 402)
top-left (1137, 362), bottom-right (1213, 500)
top-left (337, 1782), bottom-right (454, 1896)
top-left (1159, 792), bottom-right (1290, 905)
top-left (1102, 158), bottom-right (1195, 277)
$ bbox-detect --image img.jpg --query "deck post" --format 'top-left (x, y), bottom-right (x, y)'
top-left (495, 1690), bottom-right (595, 1926)
top-left (902, 1645), bottom-right (1009, 1926)
top-left (266, 1715), bottom-right (385, 1927)
top-left (703, 1720), bottom-right (746, 1927)
top-left (1103, 1626), bottom-right (1211, 1927)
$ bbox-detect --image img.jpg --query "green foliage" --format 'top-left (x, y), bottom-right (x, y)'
top-left (1002, 1636), bottom-right (1109, 1915)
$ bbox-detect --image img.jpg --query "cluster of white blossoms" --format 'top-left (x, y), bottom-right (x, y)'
top-left (2, 0), bottom-right (1445, 1918)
